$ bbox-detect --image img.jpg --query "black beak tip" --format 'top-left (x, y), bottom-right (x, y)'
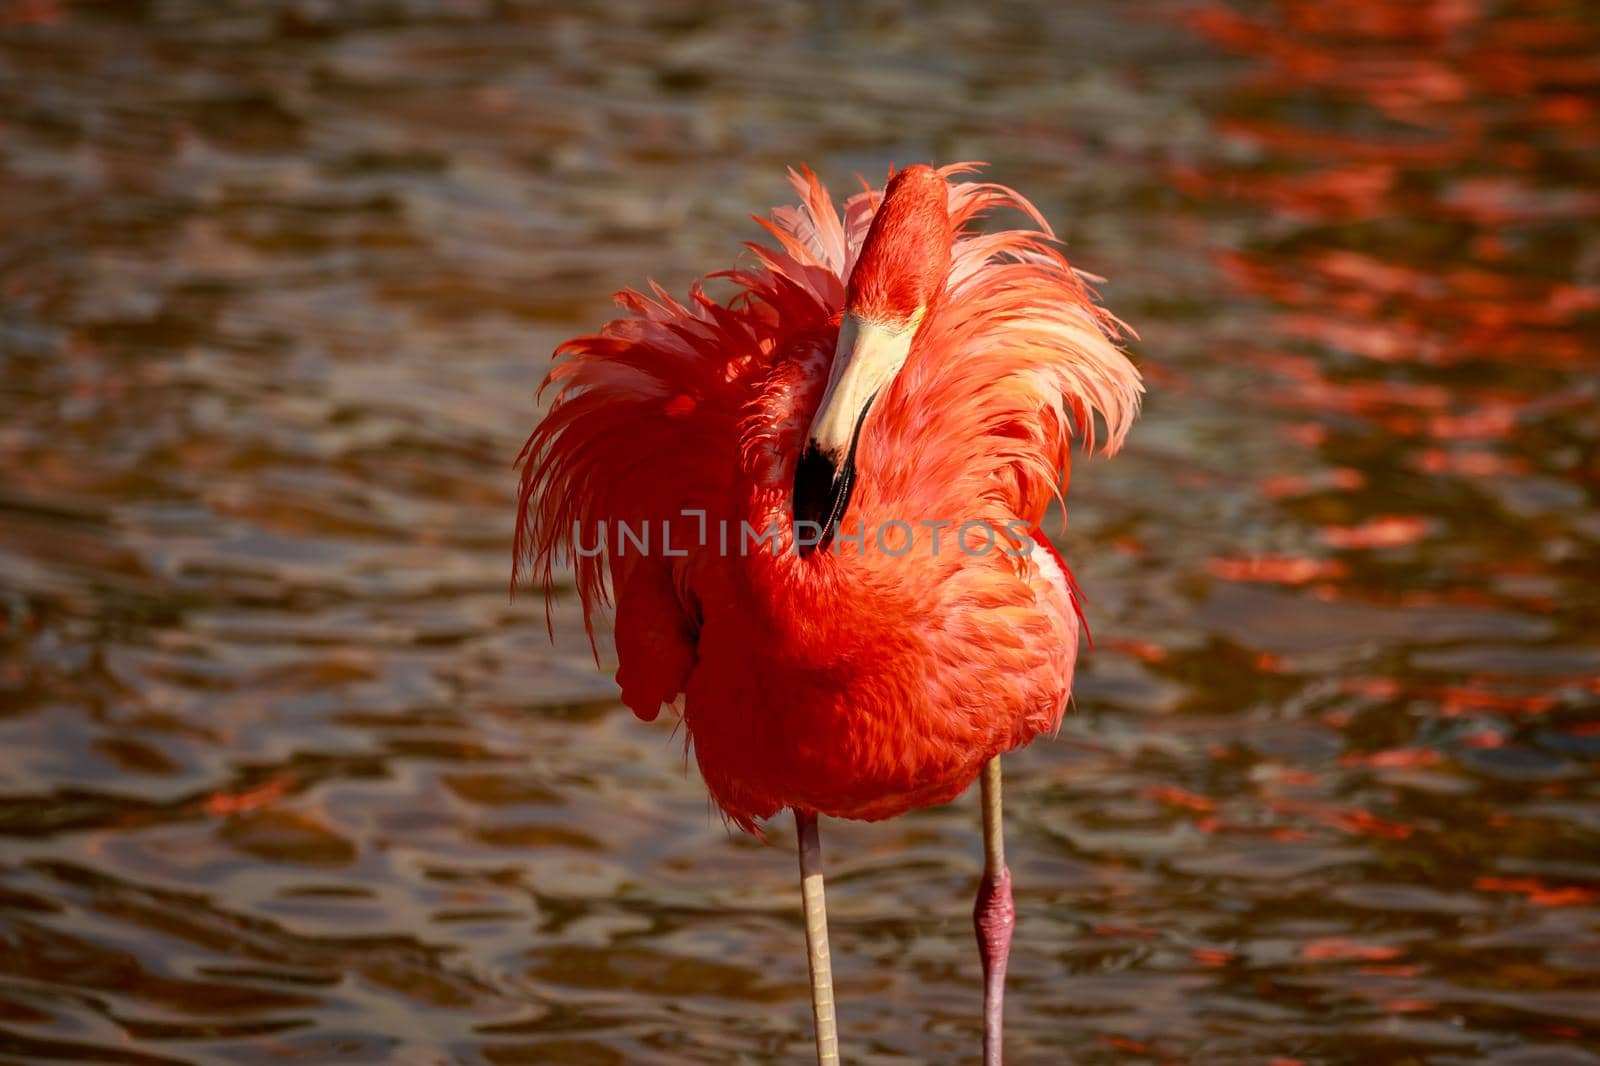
top-left (792, 395), bottom-right (875, 558)
top-left (792, 445), bottom-right (838, 556)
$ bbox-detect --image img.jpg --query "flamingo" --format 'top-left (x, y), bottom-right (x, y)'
top-left (515, 163), bottom-right (1140, 1063)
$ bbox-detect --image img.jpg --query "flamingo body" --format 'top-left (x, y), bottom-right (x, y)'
top-left (516, 163), bottom-right (1140, 832)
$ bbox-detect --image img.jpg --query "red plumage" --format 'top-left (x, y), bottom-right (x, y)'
top-left (515, 163), bottom-right (1141, 832)
top-left (846, 165), bottom-right (952, 325)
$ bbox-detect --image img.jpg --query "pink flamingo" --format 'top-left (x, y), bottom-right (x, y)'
top-left (517, 163), bottom-right (1140, 1063)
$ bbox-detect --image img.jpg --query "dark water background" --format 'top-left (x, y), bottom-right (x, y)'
top-left (2, 1), bottom-right (1597, 1062)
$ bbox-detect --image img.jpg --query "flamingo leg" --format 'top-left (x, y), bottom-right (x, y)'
top-left (795, 808), bottom-right (840, 1066)
top-left (976, 756), bottom-right (1014, 1066)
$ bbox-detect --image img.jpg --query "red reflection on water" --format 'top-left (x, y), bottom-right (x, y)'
top-left (1194, 817), bottom-right (1308, 841)
top-left (1146, 785), bottom-right (1217, 812)
top-left (1090, 925), bottom-right (1161, 941)
top-left (1096, 1034), bottom-right (1179, 1062)
top-left (1340, 747), bottom-right (1442, 769)
top-left (1207, 556), bottom-right (1349, 584)
top-left (1341, 677), bottom-right (1560, 717)
top-left (1413, 448), bottom-right (1528, 477)
top-left (1106, 637), bottom-right (1168, 664)
top-left (202, 772), bottom-right (298, 817)
top-left (1191, 947), bottom-right (1236, 967)
top-left (1260, 467), bottom-right (1365, 499)
top-left (1271, 800), bottom-right (1418, 840)
top-left (1301, 938), bottom-right (1404, 961)
top-left (0, 0), bottom-right (63, 27)
top-left (1319, 516), bottom-right (1429, 550)
top-left (1437, 685), bottom-right (1557, 717)
top-left (1177, 0), bottom-right (1600, 617)
top-left (1475, 877), bottom-right (1600, 907)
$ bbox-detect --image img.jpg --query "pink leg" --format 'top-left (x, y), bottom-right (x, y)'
top-left (975, 757), bottom-right (1013, 1066)
top-left (795, 809), bottom-right (840, 1065)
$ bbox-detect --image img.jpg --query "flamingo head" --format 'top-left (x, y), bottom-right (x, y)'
top-left (793, 164), bottom-right (951, 553)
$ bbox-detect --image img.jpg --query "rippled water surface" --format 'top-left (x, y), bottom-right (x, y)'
top-left (2, 1), bottom-right (1598, 1063)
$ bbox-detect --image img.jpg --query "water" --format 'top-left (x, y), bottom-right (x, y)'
top-left (1, 1), bottom-right (1596, 1062)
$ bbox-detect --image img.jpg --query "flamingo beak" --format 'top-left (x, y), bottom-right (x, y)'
top-left (793, 311), bottom-right (919, 555)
